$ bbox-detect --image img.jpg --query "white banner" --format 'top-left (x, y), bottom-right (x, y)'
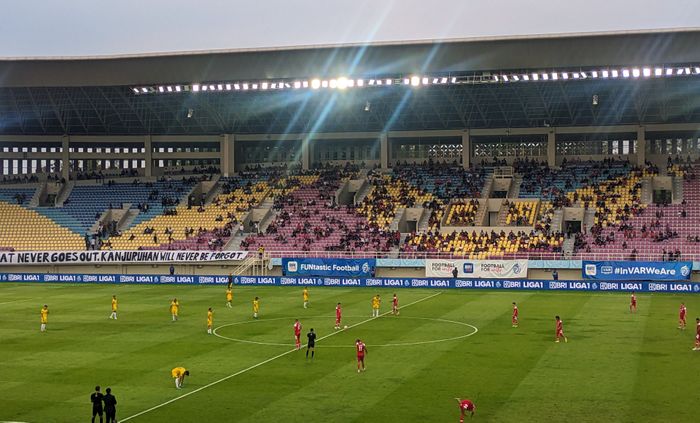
top-left (425, 259), bottom-right (528, 279)
top-left (0, 250), bottom-right (249, 266)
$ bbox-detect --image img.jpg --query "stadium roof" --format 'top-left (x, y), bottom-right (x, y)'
top-left (1, 30), bottom-right (700, 136)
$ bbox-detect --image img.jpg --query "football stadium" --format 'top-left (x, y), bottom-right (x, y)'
top-left (2, 2), bottom-right (700, 421)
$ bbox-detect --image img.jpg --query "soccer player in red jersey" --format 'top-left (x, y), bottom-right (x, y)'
top-left (555, 315), bottom-right (567, 343)
top-left (293, 319), bottom-right (302, 349)
top-left (454, 398), bottom-right (476, 421)
top-left (630, 291), bottom-right (637, 313)
top-left (694, 318), bottom-right (700, 351)
top-left (335, 302), bottom-right (342, 330)
top-left (512, 302), bottom-right (519, 327)
top-left (679, 303), bottom-right (687, 330)
top-left (355, 339), bottom-right (367, 372)
top-left (392, 294), bottom-right (399, 315)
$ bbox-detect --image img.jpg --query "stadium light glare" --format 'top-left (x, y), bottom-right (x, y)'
top-left (202, 85), bottom-right (208, 91)
top-left (551, 72), bottom-right (558, 80)
top-left (251, 83), bottom-right (258, 89)
top-left (242, 83), bottom-right (249, 90)
top-left (532, 73), bottom-right (539, 81)
top-left (141, 87), bottom-right (148, 93)
top-left (440, 77), bottom-right (447, 84)
top-left (611, 70), bottom-right (619, 78)
top-left (233, 83), bottom-right (240, 90)
top-left (512, 75), bottom-right (519, 81)
top-left (192, 84), bottom-right (201, 92)
top-left (654, 67), bottom-right (663, 76)
top-left (225, 84), bottom-right (231, 90)
top-left (311, 79), bottom-right (321, 89)
top-left (158, 86), bottom-right (164, 93)
top-left (208, 84), bottom-right (215, 91)
top-left (421, 77), bottom-right (429, 85)
top-left (347, 79), bottom-right (355, 87)
top-left (302, 81), bottom-right (309, 88)
top-left (541, 73), bottom-right (549, 80)
top-left (591, 71), bottom-right (598, 78)
top-left (217, 84), bottom-right (223, 90)
top-left (695, 67), bottom-right (700, 74)
top-left (410, 76), bottom-right (420, 86)
top-left (561, 72), bottom-right (569, 79)
top-left (601, 70), bottom-right (609, 78)
top-left (685, 67), bottom-right (691, 75)
top-left (368, 79), bottom-right (376, 86)
top-left (502, 75), bottom-right (508, 82)
top-left (321, 80), bottom-right (328, 88)
top-left (642, 68), bottom-right (651, 77)
top-left (167, 86), bottom-right (173, 92)
top-left (357, 79), bottom-right (364, 87)
top-left (271, 83), bottom-right (277, 89)
top-left (632, 68), bottom-right (640, 78)
top-left (132, 88), bottom-right (139, 94)
top-left (621, 69), bottom-right (630, 78)
top-left (293, 81), bottom-right (302, 89)
top-left (175, 85), bottom-right (182, 92)
top-left (450, 77), bottom-right (457, 83)
top-left (337, 77), bottom-right (348, 89)
top-left (676, 68), bottom-right (684, 75)
top-left (572, 72), bottom-right (580, 79)
top-left (329, 79), bottom-right (338, 88)
top-left (376, 79), bottom-right (383, 86)
top-left (493, 75), bottom-right (499, 82)
top-left (261, 82), bottom-right (269, 90)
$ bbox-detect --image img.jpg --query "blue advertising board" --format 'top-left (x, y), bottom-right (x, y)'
top-left (282, 258), bottom-right (375, 277)
top-left (1, 272), bottom-right (699, 293)
top-left (582, 261), bottom-right (692, 281)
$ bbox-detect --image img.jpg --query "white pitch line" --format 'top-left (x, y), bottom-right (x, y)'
top-left (120, 291), bottom-right (443, 421)
top-left (214, 316), bottom-right (478, 347)
top-left (0, 299), bottom-right (29, 306)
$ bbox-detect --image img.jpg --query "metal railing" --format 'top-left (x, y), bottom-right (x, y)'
top-left (262, 250), bottom-right (700, 262)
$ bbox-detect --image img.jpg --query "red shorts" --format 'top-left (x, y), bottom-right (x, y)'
top-left (295, 333), bottom-right (300, 340)
top-left (631, 301), bottom-right (637, 306)
top-left (357, 354), bottom-right (365, 361)
top-left (556, 330), bottom-right (564, 337)
top-left (336, 316), bottom-right (341, 324)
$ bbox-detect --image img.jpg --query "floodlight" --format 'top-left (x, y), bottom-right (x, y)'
top-left (522, 74), bottom-right (529, 81)
top-left (175, 85), bottom-right (182, 92)
top-left (642, 68), bottom-right (651, 77)
top-left (329, 79), bottom-right (338, 89)
top-left (601, 70), bottom-right (609, 78)
top-left (580, 71), bottom-right (587, 79)
top-left (217, 84), bottom-right (223, 90)
top-left (654, 68), bottom-right (663, 76)
top-left (357, 79), bottom-right (364, 87)
top-left (632, 68), bottom-right (640, 78)
top-left (532, 73), bottom-right (539, 81)
top-left (541, 73), bottom-right (549, 80)
top-left (233, 83), bottom-right (240, 90)
top-left (611, 70), bottom-right (619, 78)
top-left (132, 88), bottom-right (139, 94)
top-left (591, 71), bottom-right (598, 78)
top-left (201, 85), bottom-right (208, 91)
top-left (242, 83), bottom-right (249, 90)
top-left (410, 76), bottom-right (420, 86)
top-left (551, 72), bottom-right (558, 80)
top-left (321, 80), bottom-right (328, 88)
top-left (225, 84), bottom-right (231, 90)
top-left (385, 78), bottom-right (392, 85)
top-left (141, 87), bottom-right (148, 93)
top-left (261, 82), bottom-right (268, 90)
top-left (561, 72), bottom-right (569, 79)
top-left (450, 77), bottom-right (457, 83)
top-left (421, 77), bottom-right (429, 85)
top-left (293, 81), bottom-right (302, 89)
top-left (311, 79), bottom-right (321, 89)
top-left (158, 86), bottom-right (164, 93)
top-left (440, 77), bottom-right (447, 84)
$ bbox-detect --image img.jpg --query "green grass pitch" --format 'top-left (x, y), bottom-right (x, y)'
top-left (1, 283), bottom-right (699, 422)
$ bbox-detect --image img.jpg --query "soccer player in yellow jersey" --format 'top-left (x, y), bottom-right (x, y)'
top-left (371, 294), bottom-right (381, 317)
top-left (171, 367), bottom-right (189, 389)
top-left (170, 298), bottom-right (179, 322)
top-left (303, 288), bottom-right (309, 309)
top-left (40, 304), bottom-right (49, 332)
top-left (253, 296), bottom-right (260, 319)
top-left (207, 307), bottom-right (213, 335)
top-left (109, 295), bottom-right (118, 320)
top-left (226, 288), bottom-right (233, 308)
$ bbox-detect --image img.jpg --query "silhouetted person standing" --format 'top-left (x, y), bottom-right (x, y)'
top-left (103, 387), bottom-right (117, 423)
top-left (90, 386), bottom-right (104, 423)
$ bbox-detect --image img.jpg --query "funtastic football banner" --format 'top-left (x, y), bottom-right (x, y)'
top-left (582, 261), bottom-right (692, 281)
top-left (425, 259), bottom-right (528, 279)
top-left (0, 250), bottom-right (248, 266)
top-left (1, 272), bottom-right (699, 293)
top-left (282, 258), bottom-right (375, 277)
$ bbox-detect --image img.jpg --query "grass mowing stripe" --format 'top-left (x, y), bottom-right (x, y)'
top-left (120, 291), bottom-right (443, 421)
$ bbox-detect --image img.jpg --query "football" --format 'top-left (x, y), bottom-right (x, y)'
top-left (344, 325), bottom-right (348, 329)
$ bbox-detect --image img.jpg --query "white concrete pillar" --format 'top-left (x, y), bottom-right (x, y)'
top-left (461, 130), bottom-right (471, 169)
top-left (221, 134), bottom-right (235, 176)
top-left (144, 135), bottom-right (153, 177)
top-left (301, 138), bottom-right (310, 171)
top-left (61, 135), bottom-right (70, 180)
top-left (380, 133), bottom-right (389, 169)
top-left (636, 126), bottom-right (646, 166)
top-left (547, 130), bottom-right (556, 167)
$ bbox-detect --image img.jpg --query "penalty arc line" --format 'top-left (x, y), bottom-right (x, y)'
top-left (120, 291), bottom-right (443, 421)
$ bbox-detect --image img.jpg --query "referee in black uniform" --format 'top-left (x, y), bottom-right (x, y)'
top-left (103, 387), bottom-right (117, 423)
top-left (90, 386), bottom-right (104, 423)
top-left (306, 328), bottom-right (316, 359)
